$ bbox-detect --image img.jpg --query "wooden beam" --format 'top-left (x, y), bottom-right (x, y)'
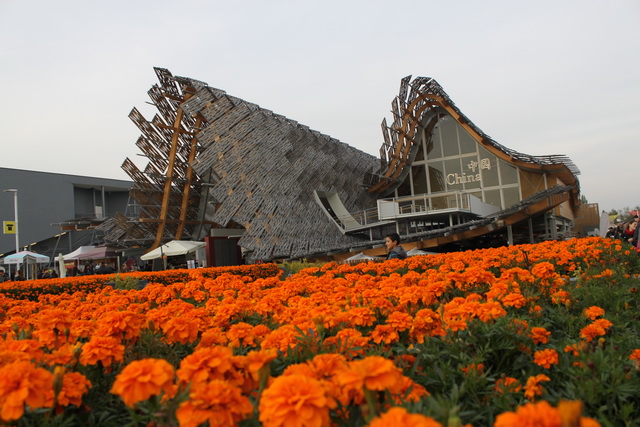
top-left (149, 92), bottom-right (192, 251)
top-left (153, 121), bottom-right (197, 135)
top-left (175, 116), bottom-right (203, 239)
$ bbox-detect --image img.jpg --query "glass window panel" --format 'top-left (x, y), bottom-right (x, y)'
top-left (440, 117), bottom-right (460, 157)
top-left (412, 165), bottom-right (428, 195)
top-left (458, 126), bottom-right (477, 154)
top-left (428, 162), bottom-right (446, 193)
top-left (484, 189), bottom-right (502, 208)
top-left (499, 161), bottom-right (518, 185)
top-left (478, 147), bottom-right (499, 187)
top-left (414, 140), bottom-right (425, 161)
top-left (396, 175), bottom-right (412, 197)
top-left (444, 159), bottom-right (463, 191)
top-left (502, 186), bottom-right (520, 208)
top-left (426, 124), bottom-right (442, 159)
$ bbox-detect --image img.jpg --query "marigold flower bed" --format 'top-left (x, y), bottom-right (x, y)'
top-left (0, 237), bottom-right (639, 426)
top-left (0, 263), bottom-right (282, 300)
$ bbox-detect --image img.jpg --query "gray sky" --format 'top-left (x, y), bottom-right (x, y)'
top-left (1, 0), bottom-right (638, 213)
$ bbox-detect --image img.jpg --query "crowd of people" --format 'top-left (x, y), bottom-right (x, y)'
top-left (606, 214), bottom-right (640, 250)
top-left (0, 261), bottom-right (125, 282)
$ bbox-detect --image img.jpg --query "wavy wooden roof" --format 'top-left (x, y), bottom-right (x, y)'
top-left (366, 76), bottom-right (580, 200)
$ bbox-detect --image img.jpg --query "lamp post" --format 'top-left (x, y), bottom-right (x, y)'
top-left (3, 189), bottom-right (19, 254)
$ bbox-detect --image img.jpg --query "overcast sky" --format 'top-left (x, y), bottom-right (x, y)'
top-left (1, 0), bottom-right (638, 213)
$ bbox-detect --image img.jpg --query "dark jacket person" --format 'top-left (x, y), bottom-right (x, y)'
top-left (385, 233), bottom-right (407, 260)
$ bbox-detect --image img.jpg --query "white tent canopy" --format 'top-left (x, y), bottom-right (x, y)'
top-left (1, 250), bottom-right (50, 265)
top-left (344, 252), bottom-right (384, 262)
top-left (63, 246), bottom-right (117, 260)
top-left (406, 248), bottom-right (436, 257)
top-left (140, 240), bottom-right (206, 261)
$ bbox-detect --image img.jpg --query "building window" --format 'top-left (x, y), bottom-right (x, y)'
top-left (428, 162), bottom-right (446, 193)
top-left (411, 165), bottom-right (428, 194)
top-left (408, 112), bottom-right (524, 210)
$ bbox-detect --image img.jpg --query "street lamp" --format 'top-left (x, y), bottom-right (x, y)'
top-left (3, 189), bottom-right (19, 254)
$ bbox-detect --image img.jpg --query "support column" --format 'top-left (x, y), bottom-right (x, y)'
top-left (101, 186), bottom-right (106, 218)
top-left (151, 93), bottom-right (192, 250)
top-left (507, 225), bottom-right (514, 246)
top-left (528, 217), bottom-right (534, 243)
top-left (550, 214), bottom-right (558, 240)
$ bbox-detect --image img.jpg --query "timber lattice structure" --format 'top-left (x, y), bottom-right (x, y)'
top-left (104, 68), bottom-right (583, 262)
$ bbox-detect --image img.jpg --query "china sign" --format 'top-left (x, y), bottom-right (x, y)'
top-left (446, 157), bottom-right (491, 185)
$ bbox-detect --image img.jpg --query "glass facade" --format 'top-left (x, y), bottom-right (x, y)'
top-left (404, 114), bottom-right (521, 209)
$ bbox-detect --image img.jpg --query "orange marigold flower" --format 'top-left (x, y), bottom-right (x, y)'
top-left (177, 346), bottom-right (234, 386)
top-left (494, 400), bottom-right (561, 427)
top-left (35, 308), bottom-right (73, 335)
top-left (476, 301), bottom-right (507, 322)
top-left (410, 308), bottom-right (445, 343)
top-left (369, 407), bottom-right (442, 427)
top-left (259, 374), bottom-right (335, 427)
top-left (44, 343), bottom-right (81, 366)
top-left (260, 325), bottom-right (299, 354)
top-left (0, 361), bottom-right (54, 421)
top-left (584, 306), bottom-right (605, 320)
top-left (96, 311), bottom-right (146, 341)
top-left (347, 307), bottom-right (376, 327)
top-left (494, 377), bottom-right (521, 394)
top-left (593, 318), bottom-right (613, 331)
top-left (495, 399), bottom-right (601, 427)
top-left (370, 324), bottom-right (400, 344)
top-left (629, 349), bottom-right (640, 361)
top-left (531, 262), bottom-right (557, 280)
top-left (445, 317), bottom-right (467, 332)
top-left (111, 358), bottom-right (174, 407)
top-left (579, 324), bottom-right (606, 342)
top-left (197, 327), bottom-right (229, 348)
top-left (501, 292), bottom-right (527, 308)
top-left (530, 327), bottom-right (551, 345)
top-left (558, 400), bottom-right (584, 427)
top-left (244, 348), bottom-right (277, 382)
top-left (564, 344), bottom-right (582, 357)
top-left (392, 376), bottom-right (430, 403)
top-left (323, 328), bottom-right (370, 358)
top-left (534, 349), bottom-right (559, 369)
top-left (226, 322), bottom-right (257, 348)
top-left (2, 338), bottom-right (44, 363)
top-left (461, 363), bottom-right (485, 375)
top-left (523, 374), bottom-right (550, 401)
top-left (386, 311), bottom-right (413, 331)
top-left (161, 316), bottom-right (200, 345)
top-left (177, 380), bottom-right (253, 427)
top-left (79, 336), bottom-right (124, 368)
top-left (336, 355), bottom-right (404, 398)
top-left (551, 290), bottom-right (571, 306)
top-left (308, 353), bottom-right (348, 380)
top-left (57, 371), bottom-right (91, 407)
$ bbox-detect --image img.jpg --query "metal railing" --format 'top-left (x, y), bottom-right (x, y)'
top-left (378, 191), bottom-right (471, 220)
top-left (332, 191), bottom-right (474, 231)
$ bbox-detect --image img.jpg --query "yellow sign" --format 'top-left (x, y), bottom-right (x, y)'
top-left (3, 221), bottom-right (16, 234)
